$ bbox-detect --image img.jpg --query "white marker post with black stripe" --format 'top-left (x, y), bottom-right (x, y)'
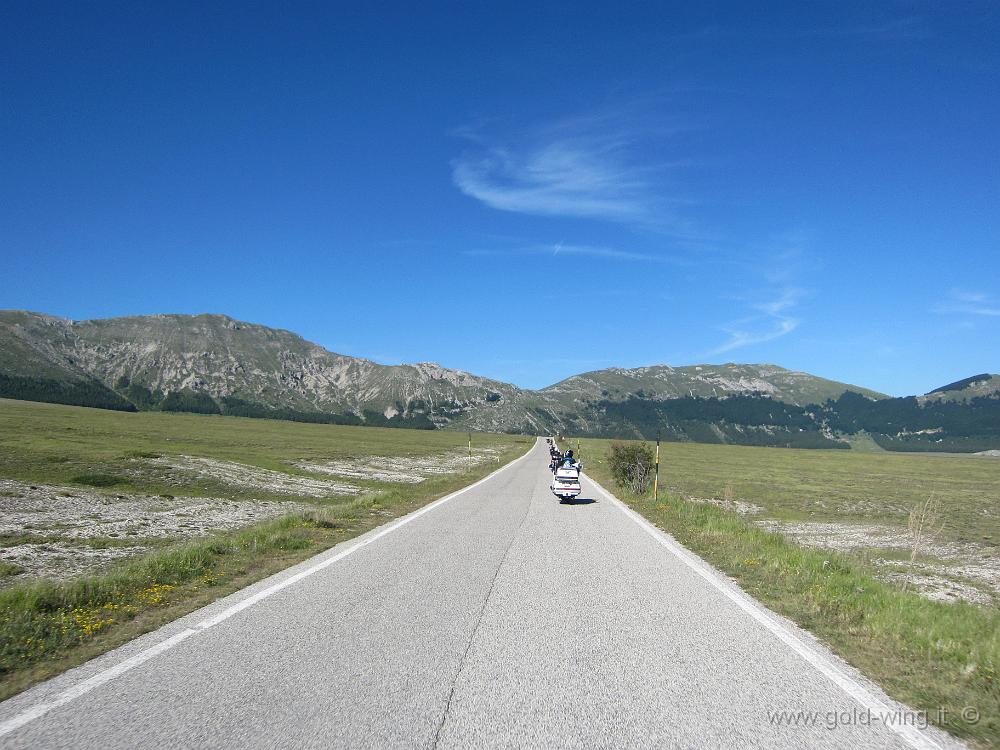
top-left (653, 430), bottom-right (661, 501)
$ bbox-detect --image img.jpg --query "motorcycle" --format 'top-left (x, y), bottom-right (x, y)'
top-left (550, 460), bottom-right (582, 502)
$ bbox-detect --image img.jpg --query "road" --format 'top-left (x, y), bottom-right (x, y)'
top-left (0, 439), bottom-right (954, 749)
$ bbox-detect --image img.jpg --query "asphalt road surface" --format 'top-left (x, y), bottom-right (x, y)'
top-left (0, 439), bottom-right (956, 749)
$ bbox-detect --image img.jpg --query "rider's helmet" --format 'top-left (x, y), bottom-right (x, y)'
top-left (566, 450), bottom-right (574, 458)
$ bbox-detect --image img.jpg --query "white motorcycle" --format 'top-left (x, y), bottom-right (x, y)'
top-left (550, 462), bottom-right (582, 502)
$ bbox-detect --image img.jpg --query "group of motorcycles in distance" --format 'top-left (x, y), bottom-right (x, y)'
top-left (546, 438), bottom-right (583, 503)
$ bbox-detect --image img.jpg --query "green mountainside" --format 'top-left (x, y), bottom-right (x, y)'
top-left (923, 373), bottom-right (1000, 402)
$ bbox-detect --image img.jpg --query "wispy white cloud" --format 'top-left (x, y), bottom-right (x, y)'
top-left (453, 141), bottom-right (648, 220)
top-left (934, 290), bottom-right (1000, 317)
top-left (705, 232), bottom-right (813, 355)
top-left (464, 243), bottom-right (686, 264)
top-left (711, 287), bottom-right (802, 355)
top-left (712, 319), bottom-right (799, 355)
top-left (682, 15), bottom-right (929, 43)
top-left (451, 111), bottom-right (697, 235)
top-left (804, 16), bottom-right (930, 40)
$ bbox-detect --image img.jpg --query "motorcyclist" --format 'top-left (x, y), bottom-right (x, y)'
top-left (561, 450), bottom-right (579, 469)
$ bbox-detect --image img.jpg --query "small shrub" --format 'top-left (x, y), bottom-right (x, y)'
top-left (0, 563), bottom-right (24, 577)
top-left (608, 442), bottom-right (656, 495)
top-left (302, 509), bottom-right (343, 529)
top-left (70, 473), bottom-right (125, 488)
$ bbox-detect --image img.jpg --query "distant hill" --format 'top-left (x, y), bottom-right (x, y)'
top-left (540, 363), bottom-right (886, 406)
top-left (451, 363), bottom-right (887, 446)
top-left (924, 373), bottom-right (1000, 402)
top-left (1, 310), bottom-right (996, 452)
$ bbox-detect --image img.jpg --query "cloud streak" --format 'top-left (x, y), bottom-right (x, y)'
top-left (681, 15), bottom-right (930, 43)
top-left (464, 243), bottom-right (685, 264)
top-left (711, 288), bottom-right (802, 355)
top-left (934, 290), bottom-right (1000, 317)
top-left (451, 112), bottom-right (695, 235)
top-left (453, 142), bottom-right (649, 221)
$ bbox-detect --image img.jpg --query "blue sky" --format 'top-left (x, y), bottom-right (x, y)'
top-left (2, 2), bottom-right (997, 395)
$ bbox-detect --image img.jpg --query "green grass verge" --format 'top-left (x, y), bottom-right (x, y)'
top-left (579, 439), bottom-right (999, 747)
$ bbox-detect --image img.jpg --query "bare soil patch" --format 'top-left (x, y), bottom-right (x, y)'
top-left (677, 492), bottom-right (763, 515)
top-left (152, 455), bottom-right (360, 497)
top-left (0, 542), bottom-right (147, 580)
top-left (297, 447), bottom-right (502, 484)
top-left (0, 479), bottom-right (309, 581)
top-left (758, 519), bottom-right (999, 605)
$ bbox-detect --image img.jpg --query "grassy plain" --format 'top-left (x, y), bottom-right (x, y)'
top-left (577, 437), bottom-right (1000, 747)
top-left (577, 439), bottom-right (999, 544)
top-left (0, 398), bottom-right (530, 698)
top-left (0, 397), bottom-right (516, 499)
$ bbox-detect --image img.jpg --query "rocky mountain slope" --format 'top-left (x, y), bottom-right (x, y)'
top-left (0, 311), bottom-right (519, 427)
top-left (542, 363), bottom-right (885, 406)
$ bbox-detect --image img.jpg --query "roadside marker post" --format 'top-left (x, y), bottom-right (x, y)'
top-left (468, 432), bottom-right (472, 460)
top-left (653, 431), bottom-right (661, 501)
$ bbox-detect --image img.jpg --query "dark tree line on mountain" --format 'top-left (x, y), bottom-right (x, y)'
top-left (0, 374), bottom-right (136, 412)
top-left (816, 391), bottom-right (1000, 451)
top-left (218, 396), bottom-right (364, 425)
top-left (161, 389), bottom-right (221, 414)
top-left (588, 394), bottom-right (848, 449)
top-left (819, 391), bottom-right (1000, 437)
top-left (361, 408), bottom-right (436, 430)
top-left (582, 391), bottom-right (1000, 451)
top-left (0, 373), bottom-right (436, 430)
top-left (110, 377), bottom-right (435, 427)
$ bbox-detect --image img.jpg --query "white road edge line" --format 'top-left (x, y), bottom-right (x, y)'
top-left (0, 441), bottom-right (538, 740)
top-left (585, 474), bottom-right (943, 750)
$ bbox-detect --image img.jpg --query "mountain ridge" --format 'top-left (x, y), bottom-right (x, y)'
top-left (539, 363), bottom-right (888, 405)
top-left (1, 310), bottom-right (996, 452)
